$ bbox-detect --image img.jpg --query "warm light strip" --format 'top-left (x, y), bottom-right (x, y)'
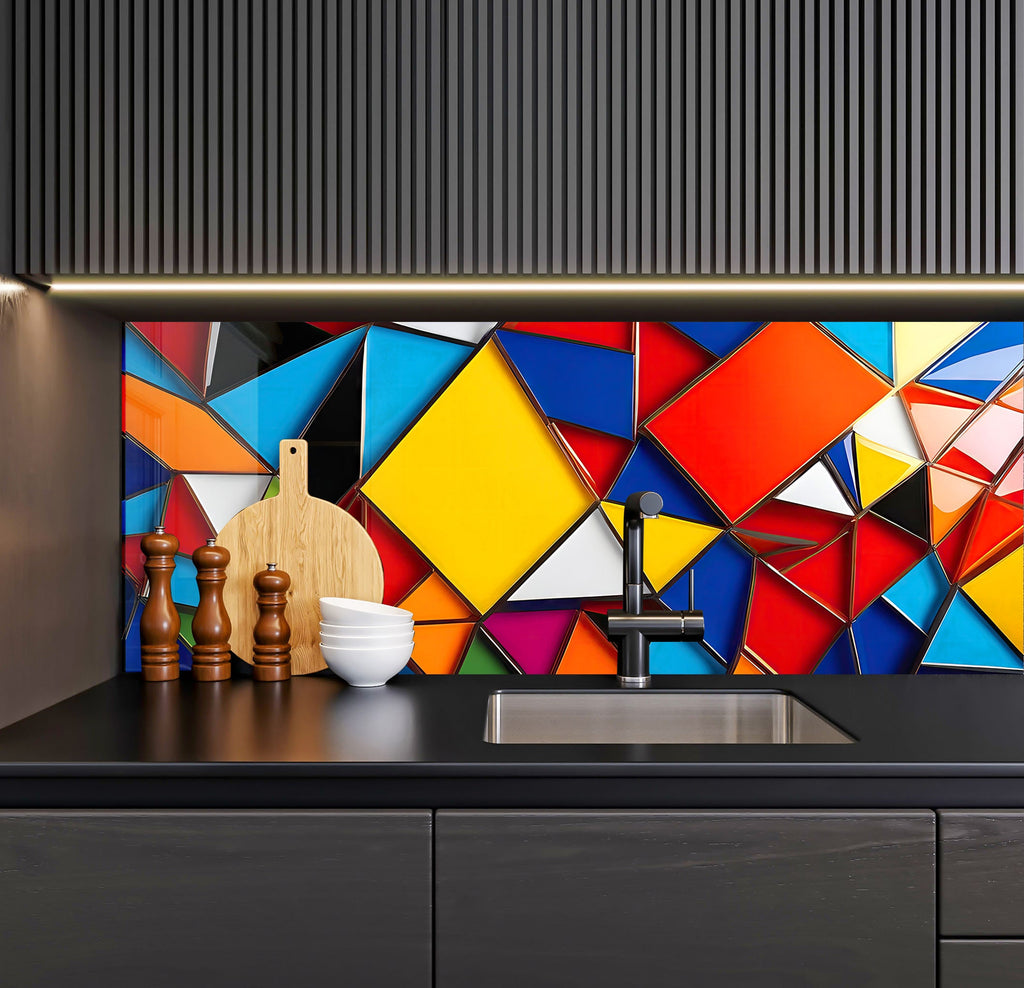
top-left (47, 277), bottom-right (1024, 294)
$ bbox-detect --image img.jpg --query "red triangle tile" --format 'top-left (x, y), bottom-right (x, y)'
top-left (364, 505), bottom-right (432, 605)
top-left (123, 534), bottom-right (147, 588)
top-left (737, 500), bottom-right (849, 570)
top-left (784, 531), bottom-right (853, 619)
top-left (851, 512), bottom-right (930, 617)
top-left (552, 421), bottom-right (635, 497)
top-left (132, 322), bottom-right (211, 396)
top-left (308, 322), bottom-right (365, 336)
top-left (959, 492), bottom-right (1024, 581)
top-left (636, 321), bottom-right (714, 422)
top-left (935, 500), bottom-right (983, 580)
top-left (163, 475), bottom-right (216, 555)
top-left (744, 562), bottom-right (844, 673)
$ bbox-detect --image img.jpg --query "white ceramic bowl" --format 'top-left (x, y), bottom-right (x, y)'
top-left (320, 618), bottom-right (413, 635)
top-left (320, 597), bottom-right (414, 627)
top-left (319, 641), bottom-right (413, 688)
top-left (320, 630), bottom-right (414, 647)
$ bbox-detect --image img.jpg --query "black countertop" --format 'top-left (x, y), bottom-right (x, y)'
top-left (0, 674), bottom-right (1022, 808)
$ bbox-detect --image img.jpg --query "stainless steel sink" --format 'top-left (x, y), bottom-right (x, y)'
top-left (484, 690), bottom-right (854, 744)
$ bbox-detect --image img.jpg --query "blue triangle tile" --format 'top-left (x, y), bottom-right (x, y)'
top-left (123, 574), bottom-right (138, 635)
top-left (124, 435), bottom-right (173, 498)
top-left (826, 435), bottom-right (860, 507)
top-left (853, 598), bottom-right (925, 673)
top-left (170, 554), bottom-right (200, 608)
top-left (209, 329), bottom-right (366, 469)
top-left (883, 553), bottom-right (950, 631)
top-left (815, 630), bottom-right (858, 674)
top-left (123, 327), bottom-right (201, 400)
top-left (124, 604), bottom-right (142, 672)
top-left (668, 322), bottom-right (763, 358)
top-left (608, 438), bottom-right (720, 524)
top-left (122, 484), bottom-right (168, 535)
top-left (921, 592), bottom-right (1024, 672)
top-left (662, 535), bottom-right (752, 664)
top-left (649, 640), bottom-right (726, 675)
top-left (362, 326), bottom-right (474, 472)
top-left (920, 321), bottom-right (1024, 402)
top-left (821, 322), bottom-right (894, 380)
top-left (497, 330), bottom-right (634, 438)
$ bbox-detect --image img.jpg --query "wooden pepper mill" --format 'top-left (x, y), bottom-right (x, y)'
top-left (252, 563), bottom-right (291, 681)
top-left (140, 526), bottom-right (181, 681)
top-left (191, 538), bottom-right (232, 681)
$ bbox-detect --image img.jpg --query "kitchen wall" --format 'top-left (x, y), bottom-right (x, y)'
top-left (123, 319), bottom-right (1024, 676)
top-left (0, 284), bottom-right (121, 727)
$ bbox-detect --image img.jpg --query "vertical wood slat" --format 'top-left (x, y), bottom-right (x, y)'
top-left (5, 0), bottom-right (1023, 276)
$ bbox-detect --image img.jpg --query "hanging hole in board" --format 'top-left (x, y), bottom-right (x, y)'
top-left (290, 446), bottom-right (297, 454)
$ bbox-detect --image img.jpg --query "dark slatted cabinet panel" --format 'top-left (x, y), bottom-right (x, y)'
top-left (0, 811), bottom-right (432, 987)
top-left (941, 941), bottom-right (1024, 988)
top-left (436, 810), bottom-right (936, 988)
top-left (940, 812), bottom-right (1024, 936)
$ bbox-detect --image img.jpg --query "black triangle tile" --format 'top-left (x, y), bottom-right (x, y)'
top-left (303, 347), bottom-right (364, 444)
top-left (871, 466), bottom-right (929, 541)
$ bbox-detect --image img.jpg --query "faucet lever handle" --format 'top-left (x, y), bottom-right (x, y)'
top-left (689, 567), bottom-right (695, 611)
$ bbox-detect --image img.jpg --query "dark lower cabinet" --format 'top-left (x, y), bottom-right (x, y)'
top-left (436, 810), bottom-right (936, 988)
top-left (939, 811), bottom-right (1024, 936)
top-left (0, 810), bottom-right (432, 988)
top-left (941, 941), bottom-right (1024, 987)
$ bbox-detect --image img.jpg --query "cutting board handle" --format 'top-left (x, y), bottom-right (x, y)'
top-left (279, 440), bottom-right (309, 501)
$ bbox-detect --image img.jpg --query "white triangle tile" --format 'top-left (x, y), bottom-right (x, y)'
top-left (776, 461), bottom-right (854, 516)
top-left (184, 473), bottom-right (273, 533)
top-left (204, 322), bottom-right (221, 390)
top-left (510, 509), bottom-right (625, 601)
top-left (393, 322), bottom-right (498, 345)
top-left (852, 394), bottom-right (924, 460)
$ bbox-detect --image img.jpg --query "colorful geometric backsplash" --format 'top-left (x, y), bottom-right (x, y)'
top-left (122, 320), bottom-right (1024, 676)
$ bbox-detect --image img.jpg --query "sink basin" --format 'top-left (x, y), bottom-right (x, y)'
top-left (484, 690), bottom-right (854, 744)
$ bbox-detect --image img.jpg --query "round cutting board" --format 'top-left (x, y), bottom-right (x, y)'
top-left (217, 440), bottom-right (384, 674)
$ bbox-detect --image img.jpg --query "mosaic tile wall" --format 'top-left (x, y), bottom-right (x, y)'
top-left (122, 320), bottom-right (1024, 676)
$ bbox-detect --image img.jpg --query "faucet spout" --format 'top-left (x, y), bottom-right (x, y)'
top-left (623, 491), bottom-right (663, 615)
top-left (604, 490), bottom-right (704, 688)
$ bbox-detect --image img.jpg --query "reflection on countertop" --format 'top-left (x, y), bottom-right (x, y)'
top-left (140, 677), bottom-right (421, 762)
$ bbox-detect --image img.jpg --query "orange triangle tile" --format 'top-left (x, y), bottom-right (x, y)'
top-left (556, 612), bottom-right (618, 675)
top-left (928, 465), bottom-right (986, 544)
top-left (400, 572), bottom-right (475, 622)
top-left (900, 382), bottom-right (981, 459)
top-left (123, 376), bottom-right (268, 473)
top-left (410, 622), bottom-right (475, 674)
top-left (733, 654), bottom-right (765, 674)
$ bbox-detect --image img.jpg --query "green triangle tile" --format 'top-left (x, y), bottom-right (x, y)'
top-left (263, 476), bottom-right (280, 499)
top-left (178, 611), bottom-right (195, 648)
top-left (458, 631), bottom-right (514, 674)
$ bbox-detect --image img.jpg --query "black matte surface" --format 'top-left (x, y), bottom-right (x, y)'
top-left (0, 675), bottom-right (1023, 807)
top-left (941, 941), bottom-right (1024, 987)
top-left (940, 812), bottom-right (1024, 936)
top-left (437, 810), bottom-right (935, 987)
top-left (0, 810), bottom-right (432, 987)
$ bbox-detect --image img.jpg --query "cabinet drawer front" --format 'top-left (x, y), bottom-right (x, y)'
top-left (941, 941), bottom-right (1024, 987)
top-left (940, 812), bottom-right (1024, 936)
top-left (437, 810), bottom-right (935, 988)
top-left (0, 811), bottom-right (432, 988)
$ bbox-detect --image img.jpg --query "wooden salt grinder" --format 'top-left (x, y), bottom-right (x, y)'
top-left (191, 539), bottom-right (232, 681)
top-left (140, 526), bottom-right (181, 681)
top-left (252, 563), bottom-right (291, 681)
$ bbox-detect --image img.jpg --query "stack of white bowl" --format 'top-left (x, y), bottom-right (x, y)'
top-left (319, 597), bottom-right (414, 687)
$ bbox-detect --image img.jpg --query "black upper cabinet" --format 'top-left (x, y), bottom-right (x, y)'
top-left (436, 810), bottom-right (936, 988)
top-left (4, 0), bottom-right (1022, 277)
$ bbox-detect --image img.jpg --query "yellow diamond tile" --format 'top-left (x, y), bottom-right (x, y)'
top-left (601, 501), bottom-right (721, 591)
top-left (963, 546), bottom-right (1023, 652)
top-left (362, 341), bottom-right (593, 612)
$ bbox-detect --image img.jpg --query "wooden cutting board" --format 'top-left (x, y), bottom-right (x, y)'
top-left (217, 439), bottom-right (384, 675)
